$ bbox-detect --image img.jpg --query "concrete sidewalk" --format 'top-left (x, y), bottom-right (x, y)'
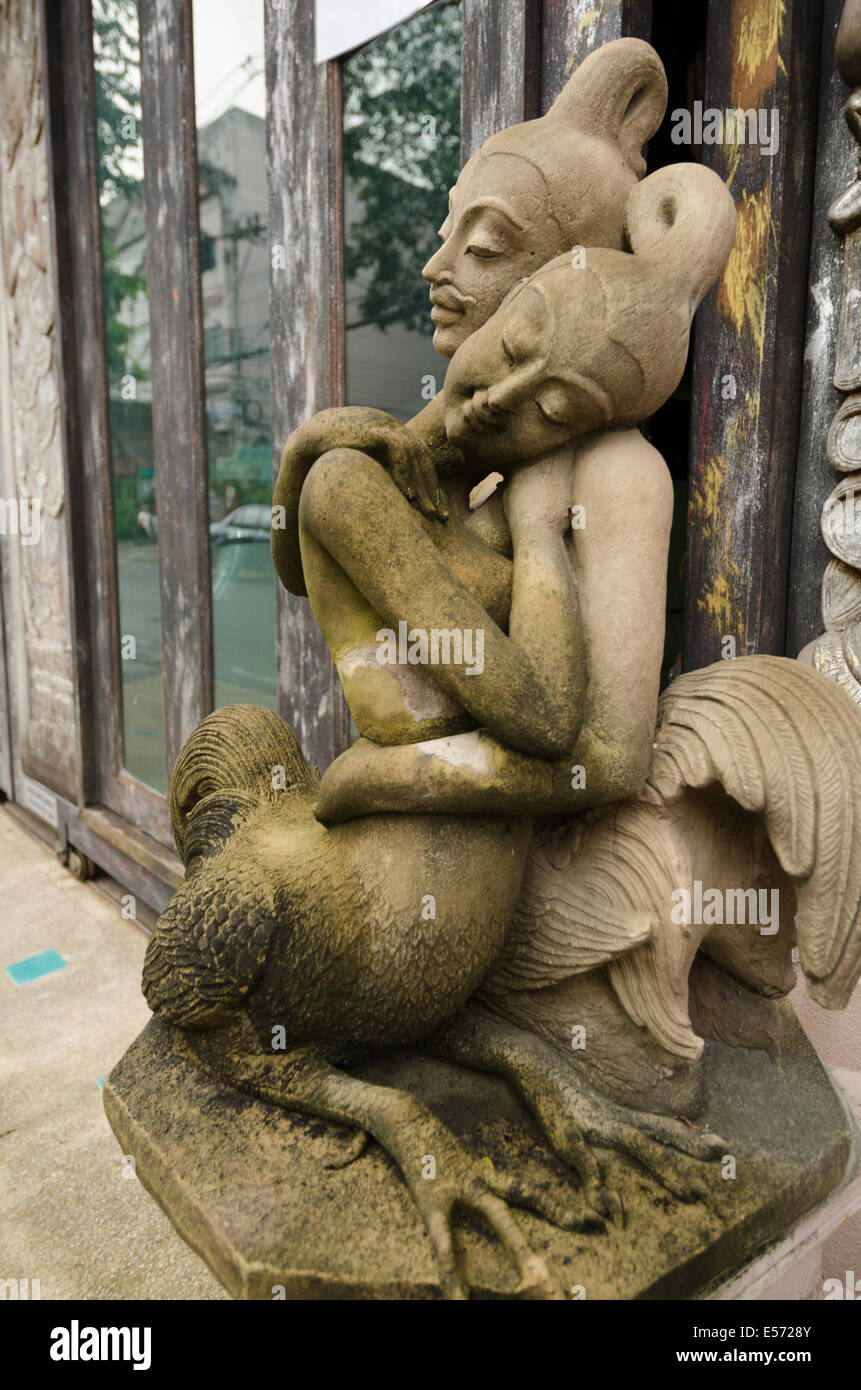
top-left (0, 808), bottom-right (228, 1299)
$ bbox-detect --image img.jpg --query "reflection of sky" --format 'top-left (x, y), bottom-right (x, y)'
top-left (193, 0), bottom-right (265, 125)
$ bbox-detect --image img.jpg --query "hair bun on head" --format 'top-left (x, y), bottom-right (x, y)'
top-left (625, 162), bottom-right (738, 314)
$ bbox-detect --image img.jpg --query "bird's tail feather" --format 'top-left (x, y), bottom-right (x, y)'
top-left (169, 703), bottom-right (318, 865)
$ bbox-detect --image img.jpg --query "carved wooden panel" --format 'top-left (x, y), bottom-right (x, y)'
top-left (787, 0), bottom-right (857, 655)
top-left (0, 0), bottom-right (79, 800)
top-left (801, 0), bottom-right (861, 701)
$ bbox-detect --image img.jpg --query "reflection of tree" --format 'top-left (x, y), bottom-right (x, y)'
top-left (343, 2), bottom-right (461, 336)
top-left (93, 0), bottom-right (146, 379)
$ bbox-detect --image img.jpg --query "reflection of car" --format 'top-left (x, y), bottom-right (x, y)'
top-left (209, 503), bottom-right (272, 544)
top-left (209, 503), bottom-right (273, 599)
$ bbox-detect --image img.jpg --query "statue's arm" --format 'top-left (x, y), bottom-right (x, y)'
top-left (298, 444), bottom-right (586, 759)
top-left (272, 400), bottom-right (453, 597)
top-left (316, 430), bottom-right (674, 820)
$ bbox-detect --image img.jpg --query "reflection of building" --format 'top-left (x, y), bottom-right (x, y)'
top-left (197, 107), bottom-right (270, 450)
top-left (106, 106), bottom-right (271, 445)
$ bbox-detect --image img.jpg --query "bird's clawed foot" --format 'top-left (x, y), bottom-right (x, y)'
top-left (373, 1096), bottom-right (587, 1299)
top-left (509, 1056), bottom-right (727, 1219)
top-left (427, 1010), bottom-right (728, 1223)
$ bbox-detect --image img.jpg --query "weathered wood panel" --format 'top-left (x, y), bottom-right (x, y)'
top-left (0, 0), bottom-right (80, 801)
top-left (787, 0), bottom-right (860, 655)
top-left (0, 549), bottom-right (12, 797)
top-left (540, 0), bottom-right (652, 110)
top-left (44, 0), bottom-right (116, 811)
top-left (43, 0), bottom-right (171, 845)
top-left (684, 0), bottom-right (822, 669)
top-left (139, 0), bottom-right (213, 776)
top-left (461, 0), bottom-right (541, 158)
top-left (0, 194), bottom-right (17, 800)
top-left (265, 0), bottom-right (349, 771)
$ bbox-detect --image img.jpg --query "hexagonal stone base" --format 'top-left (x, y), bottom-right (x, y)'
top-left (104, 1007), bottom-right (856, 1299)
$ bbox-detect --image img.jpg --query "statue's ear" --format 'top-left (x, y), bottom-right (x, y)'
top-left (548, 38), bottom-right (667, 178)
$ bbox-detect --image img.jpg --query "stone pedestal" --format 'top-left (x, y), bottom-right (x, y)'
top-left (104, 1007), bottom-right (857, 1300)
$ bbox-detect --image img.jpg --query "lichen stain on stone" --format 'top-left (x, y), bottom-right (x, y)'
top-left (718, 188), bottom-right (773, 355)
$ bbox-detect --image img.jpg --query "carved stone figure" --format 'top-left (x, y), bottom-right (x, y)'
top-left (107, 38), bottom-right (861, 1300)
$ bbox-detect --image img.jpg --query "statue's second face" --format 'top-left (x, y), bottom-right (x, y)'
top-left (422, 151), bottom-right (571, 358)
top-left (442, 271), bottom-right (612, 468)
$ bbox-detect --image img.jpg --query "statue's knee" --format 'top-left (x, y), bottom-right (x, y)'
top-left (300, 447), bottom-right (383, 530)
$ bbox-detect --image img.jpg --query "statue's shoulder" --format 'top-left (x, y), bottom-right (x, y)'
top-left (571, 427), bottom-right (674, 522)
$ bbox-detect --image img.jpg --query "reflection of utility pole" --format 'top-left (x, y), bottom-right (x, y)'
top-left (198, 159), bottom-right (265, 427)
top-left (226, 198), bottom-right (243, 421)
top-left (219, 208), bottom-right (266, 429)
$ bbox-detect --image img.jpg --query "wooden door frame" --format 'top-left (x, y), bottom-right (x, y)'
top-left (44, 0), bottom-right (214, 851)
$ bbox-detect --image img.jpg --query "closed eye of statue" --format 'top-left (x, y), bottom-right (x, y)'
top-left (466, 242), bottom-right (504, 259)
top-left (536, 395), bottom-right (574, 428)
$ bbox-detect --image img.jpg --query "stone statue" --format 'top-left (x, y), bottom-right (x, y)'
top-left (107, 39), bottom-right (861, 1300)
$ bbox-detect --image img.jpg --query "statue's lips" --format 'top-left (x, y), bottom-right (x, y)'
top-left (430, 304), bottom-right (462, 327)
top-left (429, 287), bottom-right (469, 326)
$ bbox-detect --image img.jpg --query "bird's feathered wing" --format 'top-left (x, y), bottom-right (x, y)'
top-left (646, 655), bottom-right (861, 1008)
top-left (479, 815), bottom-right (654, 997)
top-left (482, 656), bottom-right (861, 1063)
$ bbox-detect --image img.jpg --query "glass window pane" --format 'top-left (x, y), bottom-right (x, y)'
top-left (343, 1), bottom-right (462, 421)
top-left (192, 1), bottom-right (277, 713)
top-left (92, 0), bottom-right (166, 794)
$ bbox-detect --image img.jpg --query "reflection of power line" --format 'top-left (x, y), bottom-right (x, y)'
top-left (204, 327), bottom-right (270, 366)
top-left (346, 308), bottom-right (419, 331)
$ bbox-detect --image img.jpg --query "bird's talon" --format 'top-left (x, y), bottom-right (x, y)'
top-left (582, 1205), bottom-right (606, 1231)
top-left (324, 1126), bottom-right (370, 1169)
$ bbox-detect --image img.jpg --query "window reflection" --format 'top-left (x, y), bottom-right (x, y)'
top-left (193, 0), bottom-right (276, 712)
top-left (343, 1), bottom-right (462, 421)
top-left (92, 0), bottom-right (166, 793)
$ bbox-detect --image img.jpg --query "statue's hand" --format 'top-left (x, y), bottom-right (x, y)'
top-left (292, 406), bottom-right (447, 521)
top-left (274, 405), bottom-right (448, 595)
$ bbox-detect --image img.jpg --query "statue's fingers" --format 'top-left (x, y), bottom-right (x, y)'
top-left (409, 443), bottom-right (446, 520)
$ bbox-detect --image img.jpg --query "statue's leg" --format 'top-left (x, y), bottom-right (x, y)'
top-left (169, 1020), bottom-right (583, 1300)
top-left (426, 1007), bottom-right (727, 1224)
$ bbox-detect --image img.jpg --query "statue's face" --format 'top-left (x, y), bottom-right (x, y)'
top-left (442, 275), bottom-right (610, 467)
top-left (421, 151), bottom-right (567, 358)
